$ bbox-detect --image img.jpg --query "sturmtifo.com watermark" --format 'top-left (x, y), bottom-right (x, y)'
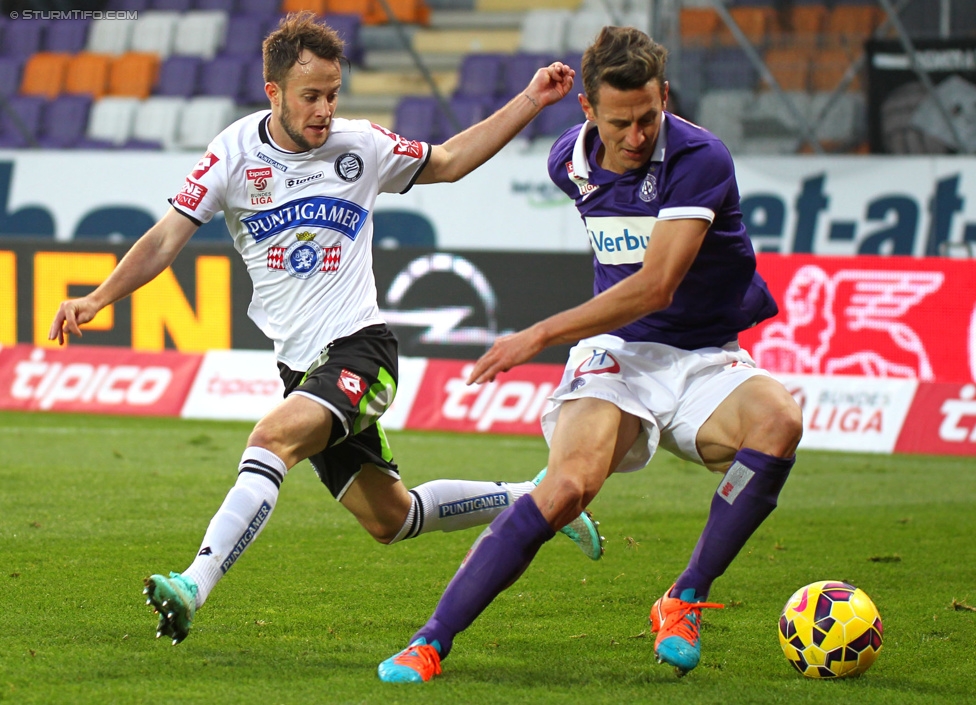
top-left (8, 10), bottom-right (138, 20)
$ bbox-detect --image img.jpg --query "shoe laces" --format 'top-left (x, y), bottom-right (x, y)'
top-left (659, 598), bottom-right (724, 643)
top-left (393, 643), bottom-right (442, 680)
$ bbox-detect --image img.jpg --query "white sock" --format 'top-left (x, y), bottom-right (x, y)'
top-left (182, 447), bottom-right (288, 608)
top-left (391, 477), bottom-right (537, 542)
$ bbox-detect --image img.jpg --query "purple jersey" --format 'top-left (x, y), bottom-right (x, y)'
top-left (548, 113), bottom-right (777, 350)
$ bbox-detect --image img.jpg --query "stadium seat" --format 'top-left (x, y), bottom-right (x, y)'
top-left (173, 11), bottom-right (230, 60)
top-left (151, 0), bottom-right (193, 9)
top-left (37, 94), bottom-right (93, 149)
top-left (363, 0), bottom-right (430, 25)
top-left (0, 95), bottom-right (45, 148)
top-left (198, 56), bottom-right (247, 100)
top-left (811, 91), bottom-right (865, 146)
top-left (704, 46), bottom-right (758, 91)
top-left (43, 19), bottom-right (91, 54)
top-left (86, 18), bottom-right (135, 55)
top-left (324, 13), bottom-right (362, 64)
top-left (196, 0), bottom-right (236, 9)
top-left (64, 53), bottom-right (114, 99)
top-left (129, 11), bottom-right (181, 58)
top-left (679, 7), bottom-right (719, 48)
top-left (518, 9), bottom-right (571, 54)
top-left (697, 89), bottom-right (750, 153)
top-left (453, 53), bottom-right (505, 100)
top-left (823, 5), bottom-right (883, 50)
top-left (108, 52), bottom-right (160, 99)
top-left (762, 47), bottom-right (812, 92)
top-left (716, 6), bottom-right (777, 49)
top-left (783, 3), bottom-right (827, 50)
top-left (238, 0), bottom-right (280, 16)
top-left (532, 96), bottom-right (582, 139)
top-left (177, 95), bottom-right (236, 149)
top-left (0, 58), bottom-right (22, 98)
top-left (19, 53), bottom-right (71, 99)
top-left (219, 15), bottom-right (267, 58)
top-left (670, 46), bottom-right (705, 120)
top-left (281, 0), bottom-right (329, 13)
top-left (83, 96), bottom-right (141, 146)
top-left (156, 56), bottom-right (202, 98)
top-left (811, 46), bottom-right (861, 92)
top-left (501, 53), bottom-right (557, 102)
top-left (393, 95), bottom-right (441, 143)
top-left (438, 95), bottom-right (490, 138)
top-left (240, 58), bottom-right (268, 105)
top-left (129, 96), bottom-right (187, 149)
top-left (0, 19), bottom-right (47, 57)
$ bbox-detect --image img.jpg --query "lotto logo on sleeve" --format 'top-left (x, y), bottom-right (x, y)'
top-left (190, 151), bottom-right (219, 180)
top-left (175, 179), bottom-right (208, 210)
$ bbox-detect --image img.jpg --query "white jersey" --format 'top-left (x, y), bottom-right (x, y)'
top-left (170, 111), bottom-right (430, 370)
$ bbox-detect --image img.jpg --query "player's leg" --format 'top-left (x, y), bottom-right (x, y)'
top-left (328, 425), bottom-right (603, 558)
top-left (652, 374), bottom-right (801, 673)
top-left (145, 394), bottom-right (333, 644)
top-left (379, 398), bottom-right (639, 683)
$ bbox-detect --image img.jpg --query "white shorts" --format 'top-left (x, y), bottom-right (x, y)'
top-left (540, 334), bottom-right (770, 471)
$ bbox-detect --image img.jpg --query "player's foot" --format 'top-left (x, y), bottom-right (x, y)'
top-left (143, 571), bottom-right (198, 645)
top-left (649, 585), bottom-right (724, 675)
top-left (378, 637), bottom-right (443, 683)
top-left (532, 468), bottom-right (605, 561)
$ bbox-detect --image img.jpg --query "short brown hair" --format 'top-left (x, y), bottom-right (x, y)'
top-left (582, 26), bottom-right (668, 107)
top-left (262, 11), bottom-right (345, 85)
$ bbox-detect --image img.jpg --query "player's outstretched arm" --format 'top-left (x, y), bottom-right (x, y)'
top-left (467, 218), bottom-right (710, 385)
top-left (416, 62), bottom-right (575, 185)
top-left (49, 208), bottom-right (198, 345)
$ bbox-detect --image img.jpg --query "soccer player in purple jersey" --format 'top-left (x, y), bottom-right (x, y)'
top-left (380, 25), bottom-right (802, 681)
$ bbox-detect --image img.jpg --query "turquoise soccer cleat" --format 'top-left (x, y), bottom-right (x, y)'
top-left (532, 468), bottom-right (605, 560)
top-left (650, 585), bottom-right (725, 675)
top-left (143, 571), bottom-right (199, 645)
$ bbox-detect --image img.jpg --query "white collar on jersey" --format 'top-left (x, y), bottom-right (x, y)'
top-left (571, 112), bottom-right (669, 178)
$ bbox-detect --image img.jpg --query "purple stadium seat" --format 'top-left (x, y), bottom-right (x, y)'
top-left (0, 58), bottom-right (22, 98)
top-left (241, 58), bottom-right (268, 105)
top-left (43, 19), bottom-right (91, 53)
top-left (106, 0), bottom-right (151, 9)
top-left (151, 0), bottom-right (193, 10)
top-left (198, 56), bottom-right (246, 100)
top-left (156, 56), bottom-right (202, 98)
top-left (437, 95), bottom-right (490, 138)
top-left (393, 95), bottom-right (441, 143)
top-left (238, 0), bottom-right (279, 17)
top-left (0, 19), bottom-right (47, 57)
top-left (37, 95), bottom-right (92, 149)
top-left (532, 96), bottom-right (583, 140)
top-left (453, 53), bottom-right (505, 99)
top-left (195, 0), bottom-right (238, 9)
top-left (0, 95), bottom-right (46, 148)
top-left (502, 52), bottom-right (557, 101)
top-left (323, 13), bottom-right (362, 64)
top-left (705, 47), bottom-right (758, 90)
top-left (220, 15), bottom-right (266, 58)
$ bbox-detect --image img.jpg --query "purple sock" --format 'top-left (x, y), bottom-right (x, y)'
top-left (673, 448), bottom-right (794, 600)
top-left (412, 494), bottom-right (555, 659)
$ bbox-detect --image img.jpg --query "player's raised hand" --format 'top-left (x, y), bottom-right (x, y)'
top-left (49, 297), bottom-right (100, 346)
top-left (524, 62), bottom-right (575, 109)
top-left (467, 326), bottom-right (547, 385)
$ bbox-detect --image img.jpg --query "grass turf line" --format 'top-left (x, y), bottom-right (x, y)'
top-left (0, 410), bottom-right (974, 704)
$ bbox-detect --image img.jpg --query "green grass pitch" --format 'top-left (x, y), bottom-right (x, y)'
top-left (1, 410), bottom-right (974, 704)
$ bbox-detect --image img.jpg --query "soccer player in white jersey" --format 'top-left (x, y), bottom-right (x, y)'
top-left (48, 12), bottom-right (602, 646)
top-left (380, 26), bottom-right (803, 682)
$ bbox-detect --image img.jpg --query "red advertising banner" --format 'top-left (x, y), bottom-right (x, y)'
top-left (0, 344), bottom-right (203, 416)
top-left (894, 382), bottom-right (976, 456)
top-left (405, 359), bottom-right (561, 435)
top-left (743, 254), bottom-right (975, 385)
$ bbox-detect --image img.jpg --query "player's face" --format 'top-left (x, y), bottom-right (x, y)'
top-left (581, 79), bottom-right (668, 174)
top-left (266, 50), bottom-right (341, 152)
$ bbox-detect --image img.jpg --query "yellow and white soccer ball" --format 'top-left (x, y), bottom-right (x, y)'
top-left (778, 580), bottom-right (883, 678)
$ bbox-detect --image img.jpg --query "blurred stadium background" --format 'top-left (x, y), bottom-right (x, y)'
top-left (0, 0), bottom-right (972, 154)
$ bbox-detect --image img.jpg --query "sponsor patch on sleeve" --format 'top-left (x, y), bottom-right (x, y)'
top-left (175, 179), bottom-right (207, 211)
